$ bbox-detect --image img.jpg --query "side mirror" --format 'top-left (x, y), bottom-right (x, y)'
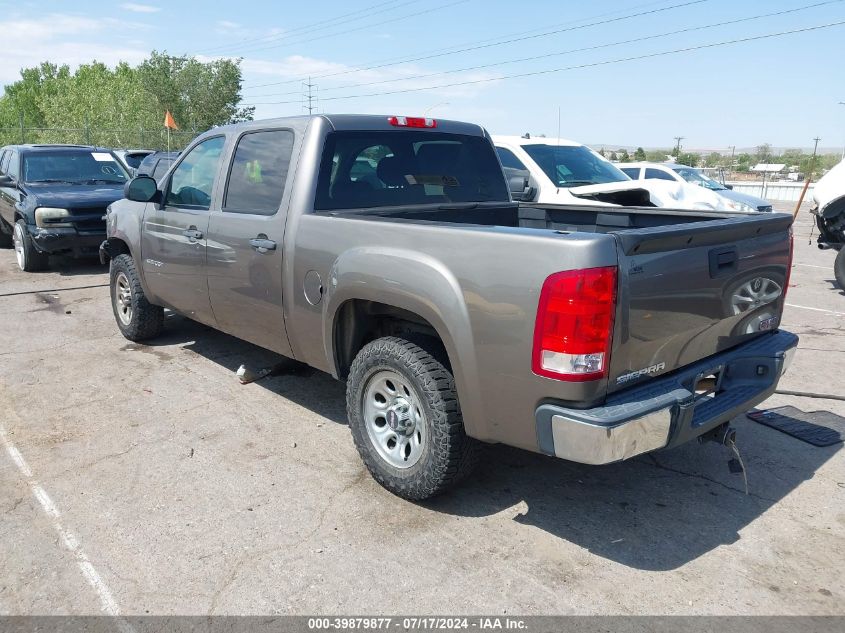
top-left (724, 184), bottom-right (734, 190)
top-left (0, 174), bottom-right (15, 187)
top-left (124, 176), bottom-right (160, 203)
top-left (506, 170), bottom-right (536, 202)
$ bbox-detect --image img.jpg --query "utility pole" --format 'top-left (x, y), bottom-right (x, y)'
top-left (673, 136), bottom-right (684, 157)
top-left (303, 77), bottom-right (318, 115)
top-left (794, 136), bottom-right (821, 217)
top-left (839, 102), bottom-right (845, 159)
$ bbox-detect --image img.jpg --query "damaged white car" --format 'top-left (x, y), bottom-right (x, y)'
top-left (494, 135), bottom-right (737, 211)
top-left (811, 158), bottom-right (845, 288)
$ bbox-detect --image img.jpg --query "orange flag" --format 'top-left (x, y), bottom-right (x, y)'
top-left (164, 110), bottom-right (179, 130)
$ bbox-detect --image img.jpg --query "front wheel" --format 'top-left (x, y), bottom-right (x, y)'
top-left (346, 336), bottom-right (479, 500)
top-left (13, 219), bottom-right (49, 272)
top-left (110, 253), bottom-right (164, 341)
top-left (835, 248), bottom-right (845, 291)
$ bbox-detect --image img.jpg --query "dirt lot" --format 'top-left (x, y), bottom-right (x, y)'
top-left (1, 202), bottom-right (843, 616)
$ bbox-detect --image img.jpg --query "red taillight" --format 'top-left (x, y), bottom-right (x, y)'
top-left (783, 227), bottom-right (794, 300)
top-left (388, 116), bottom-right (437, 128)
top-left (532, 266), bottom-right (618, 382)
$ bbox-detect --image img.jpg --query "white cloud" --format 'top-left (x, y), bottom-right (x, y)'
top-left (120, 3), bottom-right (160, 13)
top-left (0, 14), bottom-right (149, 83)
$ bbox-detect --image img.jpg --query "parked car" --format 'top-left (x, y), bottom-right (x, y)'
top-left (0, 144), bottom-right (130, 271)
top-left (619, 162), bottom-right (773, 212)
top-left (101, 114), bottom-right (797, 500)
top-left (136, 151), bottom-right (179, 182)
top-left (112, 149), bottom-right (155, 176)
top-left (810, 158), bottom-right (845, 288)
top-left (493, 136), bottom-right (733, 210)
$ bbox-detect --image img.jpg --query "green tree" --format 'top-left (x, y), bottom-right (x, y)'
top-left (676, 152), bottom-right (700, 167)
top-left (755, 143), bottom-right (773, 164)
top-left (618, 149), bottom-right (630, 162)
top-left (646, 149), bottom-right (669, 162)
top-left (704, 152), bottom-right (723, 168)
top-left (633, 147), bottom-right (646, 161)
top-left (609, 151), bottom-right (618, 161)
top-left (599, 147), bottom-right (606, 157)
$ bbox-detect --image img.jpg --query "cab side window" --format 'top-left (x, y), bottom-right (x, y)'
top-left (496, 147), bottom-right (528, 171)
top-left (620, 167), bottom-right (641, 179)
top-left (6, 151), bottom-right (20, 181)
top-left (644, 168), bottom-right (675, 181)
top-left (166, 137), bottom-right (225, 210)
top-left (223, 130), bottom-right (294, 216)
top-left (0, 150), bottom-right (9, 174)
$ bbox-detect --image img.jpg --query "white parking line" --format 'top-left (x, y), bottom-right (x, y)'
top-left (0, 421), bottom-right (129, 624)
top-left (793, 263), bottom-right (833, 269)
top-left (785, 303), bottom-right (845, 317)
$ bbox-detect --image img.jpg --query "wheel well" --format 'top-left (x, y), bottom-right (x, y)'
top-left (333, 300), bottom-right (448, 379)
top-left (106, 237), bottom-right (131, 257)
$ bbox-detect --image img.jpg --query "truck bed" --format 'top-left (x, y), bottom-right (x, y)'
top-left (331, 202), bottom-right (794, 397)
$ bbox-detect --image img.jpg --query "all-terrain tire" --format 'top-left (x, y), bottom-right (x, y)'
top-left (13, 219), bottom-right (49, 272)
top-left (346, 336), bottom-right (480, 500)
top-left (110, 253), bottom-right (164, 341)
top-left (835, 248), bottom-right (845, 291)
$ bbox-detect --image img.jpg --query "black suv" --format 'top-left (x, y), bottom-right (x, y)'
top-left (0, 144), bottom-right (130, 271)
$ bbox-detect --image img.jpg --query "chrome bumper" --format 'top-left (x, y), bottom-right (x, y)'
top-left (535, 330), bottom-right (799, 465)
top-left (548, 408), bottom-right (671, 465)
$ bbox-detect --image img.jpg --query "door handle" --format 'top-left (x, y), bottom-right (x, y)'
top-left (182, 227), bottom-right (203, 241)
top-left (249, 237), bottom-right (277, 253)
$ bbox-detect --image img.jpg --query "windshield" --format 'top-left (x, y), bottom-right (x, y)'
top-left (22, 151), bottom-right (130, 185)
top-left (315, 131), bottom-right (509, 210)
top-left (521, 144), bottom-right (628, 187)
top-left (672, 166), bottom-right (725, 190)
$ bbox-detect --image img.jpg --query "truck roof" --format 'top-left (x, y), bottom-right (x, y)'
top-left (205, 114), bottom-right (488, 138)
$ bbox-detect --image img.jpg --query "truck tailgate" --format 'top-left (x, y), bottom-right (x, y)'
top-left (607, 213), bottom-right (793, 394)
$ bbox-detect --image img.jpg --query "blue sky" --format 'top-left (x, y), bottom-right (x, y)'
top-left (1, 0), bottom-right (844, 150)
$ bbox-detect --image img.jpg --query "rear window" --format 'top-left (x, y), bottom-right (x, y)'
top-left (315, 131), bottom-right (508, 210)
top-left (123, 152), bottom-right (149, 169)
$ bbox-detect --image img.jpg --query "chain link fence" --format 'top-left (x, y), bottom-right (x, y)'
top-left (0, 126), bottom-right (197, 150)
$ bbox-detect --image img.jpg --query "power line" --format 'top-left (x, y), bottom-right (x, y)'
top-left (243, 21), bottom-right (845, 106)
top-left (195, 0), bottom-right (415, 57)
top-left (215, 0), bottom-right (469, 59)
top-left (242, 0), bottom-right (712, 91)
top-left (243, 0), bottom-right (842, 98)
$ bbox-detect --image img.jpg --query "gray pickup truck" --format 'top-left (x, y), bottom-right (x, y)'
top-left (101, 114), bottom-right (798, 500)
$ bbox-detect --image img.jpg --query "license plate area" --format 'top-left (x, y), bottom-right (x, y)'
top-left (692, 365), bottom-right (725, 403)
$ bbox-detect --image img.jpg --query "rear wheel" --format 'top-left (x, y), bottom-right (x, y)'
top-left (835, 248), bottom-right (845, 291)
top-left (346, 336), bottom-right (479, 500)
top-left (110, 253), bottom-right (164, 341)
top-left (13, 219), bottom-right (48, 272)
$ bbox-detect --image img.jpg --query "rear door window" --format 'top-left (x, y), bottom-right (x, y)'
top-left (223, 129), bottom-right (294, 215)
top-left (315, 131), bottom-right (508, 210)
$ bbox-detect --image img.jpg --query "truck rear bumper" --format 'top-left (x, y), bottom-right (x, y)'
top-left (535, 330), bottom-right (799, 465)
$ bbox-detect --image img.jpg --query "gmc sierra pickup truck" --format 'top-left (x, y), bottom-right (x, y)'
top-left (101, 114), bottom-right (798, 500)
